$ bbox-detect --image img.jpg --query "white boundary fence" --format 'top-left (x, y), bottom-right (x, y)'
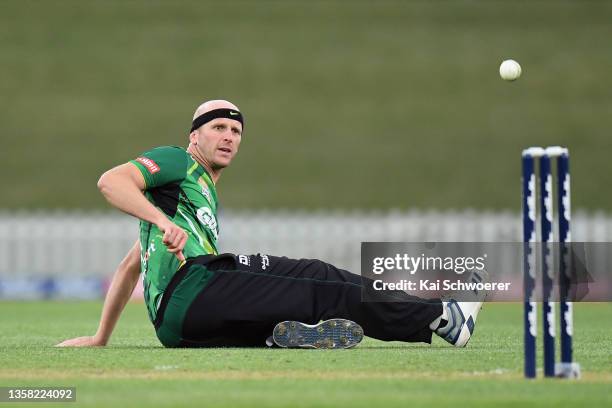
top-left (0, 209), bottom-right (611, 298)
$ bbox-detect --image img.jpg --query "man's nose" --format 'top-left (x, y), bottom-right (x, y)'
top-left (223, 131), bottom-right (238, 142)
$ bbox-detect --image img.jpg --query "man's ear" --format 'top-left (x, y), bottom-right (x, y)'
top-left (189, 131), bottom-right (198, 145)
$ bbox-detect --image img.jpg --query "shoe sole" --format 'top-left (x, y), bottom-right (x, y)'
top-left (272, 319), bottom-right (364, 349)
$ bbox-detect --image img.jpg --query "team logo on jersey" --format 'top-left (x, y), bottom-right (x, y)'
top-left (201, 186), bottom-right (212, 204)
top-left (136, 157), bottom-right (160, 174)
top-left (196, 207), bottom-right (218, 240)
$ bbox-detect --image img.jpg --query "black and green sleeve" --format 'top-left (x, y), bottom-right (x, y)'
top-left (130, 146), bottom-right (189, 189)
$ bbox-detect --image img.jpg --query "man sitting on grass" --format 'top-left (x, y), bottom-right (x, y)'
top-left (57, 100), bottom-right (487, 349)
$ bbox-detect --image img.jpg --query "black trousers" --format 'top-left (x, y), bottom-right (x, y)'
top-left (179, 254), bottom-right (442, 347)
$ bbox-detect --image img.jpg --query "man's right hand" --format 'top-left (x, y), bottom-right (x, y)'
top-left (157, 219), bottom-right (187, 262)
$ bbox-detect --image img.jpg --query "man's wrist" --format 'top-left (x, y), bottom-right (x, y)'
top-left (93, 332), bottom-right (109, 346)
top-left (152, 213), bottom-right (169, 229)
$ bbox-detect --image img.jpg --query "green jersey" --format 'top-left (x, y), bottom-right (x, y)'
top-left (130, 146), bottom-right (219, 323)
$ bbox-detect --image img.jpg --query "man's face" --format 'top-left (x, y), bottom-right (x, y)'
top-left (190, 118), bottom-right (242, 170)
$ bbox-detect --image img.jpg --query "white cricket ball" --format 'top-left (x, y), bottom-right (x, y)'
top-left (499, 59), bottom-right (522, 81)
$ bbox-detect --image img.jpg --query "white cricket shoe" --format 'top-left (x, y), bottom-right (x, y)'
top-left (434, 269), bottom-right (489, 347)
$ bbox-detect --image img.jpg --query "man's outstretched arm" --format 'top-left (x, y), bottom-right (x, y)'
top-left (56, 161), bottom-right (187, 346)
top-left (56, 240), bottom-right (141, 347)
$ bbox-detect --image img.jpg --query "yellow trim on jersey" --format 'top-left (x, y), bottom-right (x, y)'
top-left (187, 161), bottom-right (199, 175)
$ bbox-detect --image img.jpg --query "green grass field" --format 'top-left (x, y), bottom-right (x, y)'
top-left (2, 1), bottom-right (612, 211)
top-left (1, 302), bottom-right (610, 407)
